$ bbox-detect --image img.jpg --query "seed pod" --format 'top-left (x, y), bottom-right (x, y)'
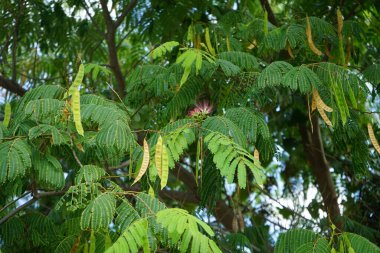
top-left (368, 123), bottom-right (380, 154)
top-left (3, 103), bottom-right (11, 128)
top-left (287, 44), bottom-right (294, 58)
top-left (306, 16), bottom-right (323, 56)
top-left (132, 139), bottom-right (150, 185)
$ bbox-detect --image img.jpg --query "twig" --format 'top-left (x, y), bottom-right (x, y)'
top-left (108, 160), bottom-right (131, 170)
top-left (81, 0), bottom-right (106, 37)
top-left (0, 198), bottom-right (38, 225)
top-left (107, 83), bottom-right (130, 115)
top-left (351, 108), bottom-right (380, 114)
top-left (0, 190), bottom-right (66, 225)
top-left (0, 191), bottom-right (30, 214)
top-left (70, 139), bottom-right (83, 167)
top-left (257, 187), bottom-right (319, 225)
top-left (114, 0), bottom-right (137, 28)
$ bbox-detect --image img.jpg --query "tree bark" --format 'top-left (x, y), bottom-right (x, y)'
top-left (0, 75), bottom-right (26, 96)
top-left (259, 0), bottom-right (278, 26)
top-left (299, 114), bottom-right (342, 229)
top-left (106, 29), bottom-right (126, 98)
top-left (99, 0), bottom-right (131, 98)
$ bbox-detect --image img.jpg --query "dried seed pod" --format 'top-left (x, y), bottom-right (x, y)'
top-left (287, 43), bottom-right (294, 58)
top-left (318, 107), bottom-right (333, 126)
top-left (368, 123), bottom-right (380, 154)
top-left (306, 17), bottom-right (323, 56)
top-left (313, 89), bottom-right (333, 112)
top-left (133, 139), bottom-right (150, 185)
top-left (312, 89), bottom-right (333, 126)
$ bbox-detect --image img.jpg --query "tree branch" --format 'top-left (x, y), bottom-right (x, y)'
top-left (99, 0), bottom-right (114, 29)
top-left (259, 0), bottom-right (278, 26)
top-left (0, 74), bottom-right (26, 96)
top-left (299, 114), bottom-right (342, 230)
top-left (114, 0), bottom-right (137, 28)
top-left (0, 190), bottom-right (65, 225)
top-left (100, 0), bottom-right (127, 98)
top-left (81, 0), bottom-right (106, 37)
top-left (109, 160), bottom-right (130, 170)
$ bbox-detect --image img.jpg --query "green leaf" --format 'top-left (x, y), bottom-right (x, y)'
top-left (257, 61), bottom-right (293, 88)
top-left (342, 233), bottom-right (380, 253)
top-left (25, 98), bottom-right (65, 122)
top-left (204, 132), bottom-right (265, 188)
top-left (96, 120), bottom-right (133, 151)
top-left (363, 64), bottom-right (380, 84)
top-left (282, 65), bottom-right (320, 94)
top-left (106, 219), bottom-right (149, 253)
top-left (115, 200), bottom-right (140, 233)
top-left (151, 41), bottom-right (179, 59)
top-left (0, 139), bottom-right (31, 183)
top-left (176, 49), bottom-right (203, 85)
top-left (294, 238), bottom-right (330, 253)
top-left (29, 124), bottom-right (70, 145)
top-left (32, 152), bottom-right (65, 190)
top-left (218, 51), bottom-right (258, 69)
top-left (224, 107), bottom-right (274, 161)
top-left (80, 193), bottom-right (116, 230)
top-left (275, 229), bottom-right (320, 253)
top-left (156, 208), bottom-right (221, 253)
top-left (215, 59), bottom-right (241, 76)
top-left (74, 165), bottom-right (106, 184)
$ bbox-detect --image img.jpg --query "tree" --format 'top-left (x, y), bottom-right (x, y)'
top-left (1, 0), bottom-right (380, 252)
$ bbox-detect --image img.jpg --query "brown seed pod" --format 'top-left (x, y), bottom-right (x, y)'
top-left (368, 123), bottom-right (380, 154)
top-left (312, 89), bottom-right (333, 126)
top-left (306, 17), bottom-right (323, 56)
top-left (287, 43), bottom-right (294, 58)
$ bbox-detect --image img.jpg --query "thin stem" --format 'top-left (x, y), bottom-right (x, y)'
top-left (0, 191), bottom-right (30, 214)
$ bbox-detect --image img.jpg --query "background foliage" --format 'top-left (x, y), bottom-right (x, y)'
top-left (1, 0), bottom-right (380, 252)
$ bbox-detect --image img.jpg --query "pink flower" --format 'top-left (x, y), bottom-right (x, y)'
top-left (188, 101), bottom-right (213, 117)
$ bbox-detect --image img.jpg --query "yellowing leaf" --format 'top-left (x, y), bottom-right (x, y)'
top-left (160, 145), bottom-right (169, 189)
top-left (254, 149), bottom-right (260, 161)
top-left (155, 135), bottom-right (163, 178)
top-left (368, 123), bottom-right (380, 155)
top-left (205, 28), bottom-right (216, 56)
top-left (226, 36), bottom-right (231, 52)
top-left (148, 185), bottom-right (155, 198)
top-left (3, 103), bottom-right (11, 128)
top-left (69, 64), bottom-right (85, 136)
top-left (132, 139), bottom-right (150, 185)
top-left (306, 16), bottom-right (323, 56)
top-left (151, 41), bottom-right (179, 59)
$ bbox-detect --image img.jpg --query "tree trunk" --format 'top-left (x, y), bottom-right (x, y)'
top-left (299, 114), bottom-right (342, 230)
top-left (106, 30), bottom-right (126, 98)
